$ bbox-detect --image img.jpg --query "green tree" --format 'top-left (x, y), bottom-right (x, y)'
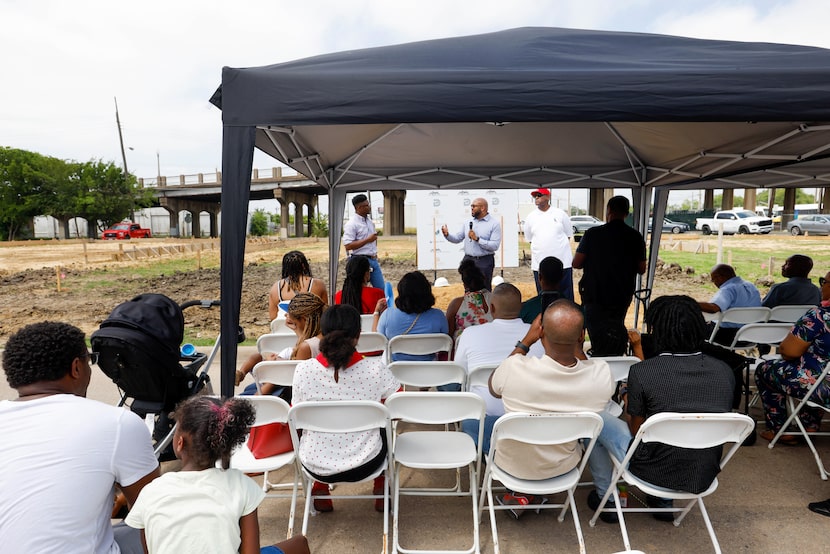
top-left (74, 160), bottom-right (153, 237)
top-left (0, 148), bottom-right (55, 240)
top-left (310, 213), bottom-right (329, 237)
top-left (756, 188), bottom-right (816, 206)
top-left (249, 209), bottom-right (270, 236)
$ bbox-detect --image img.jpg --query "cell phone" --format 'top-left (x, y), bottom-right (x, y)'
top-left (539, 291), bottom-right (560, 314)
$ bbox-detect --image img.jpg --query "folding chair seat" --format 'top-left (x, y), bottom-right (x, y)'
top-left (386, 392), bottom-right (485, 554)
top-left (588, 412), bottom-right (754, 554)
top-left (480, 412), bottom-right (604, 554)
top-left (257, 333), bottom-right (299, 358)
top-left (228, 395), bottom-right (301, 539)
top-left (387, 333), bottom-right (453, 364)
top-left (768, 362), bottom-right (830, 480)
top-left (708, 307), bottom-right (770, 346)
top-left (252, 360), bottom-right (301, 395)
top-left (388, 361), bottom-right (466, 391)
top-left (288, 401), bottom-right (393, 552)
top-left (768, 304), bottom-right (816, 323)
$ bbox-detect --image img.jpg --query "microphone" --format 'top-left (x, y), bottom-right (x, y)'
top-left (469, 221), bottom-right (473, 241)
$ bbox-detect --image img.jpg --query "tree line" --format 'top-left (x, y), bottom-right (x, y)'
top-left (0, 147), bottom-right (154, 240)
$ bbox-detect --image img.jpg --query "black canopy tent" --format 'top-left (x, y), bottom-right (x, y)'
top-left (212, 27), bottom-right (830, 397)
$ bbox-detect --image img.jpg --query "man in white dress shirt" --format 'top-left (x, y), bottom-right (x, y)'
top-left (343, 193), bottom-right (384, 289)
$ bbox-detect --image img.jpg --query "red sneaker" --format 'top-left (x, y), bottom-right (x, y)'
top-left (373, 476), bottom-right (385, 512)
top-left (312, 481), bottom-right (333, 512)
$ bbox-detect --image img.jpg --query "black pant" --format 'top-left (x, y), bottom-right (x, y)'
top-left (463, 254), bottom-right (495, 291)
top-left (584, 302), bottom-right (630, 356)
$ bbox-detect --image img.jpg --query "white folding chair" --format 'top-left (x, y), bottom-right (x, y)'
top-left (257, 333), bottom-right (298, 358)
top-left (388, 361), bottom-right (467, 391)
top-left (768, 304), bottom-right (815, 323)
top-left (480, 412), bottom-right (604, 554)
top-left (768, 362), bottom-right (830, 480)
top-left (708, 307), bottom-right (770, 345)
top-left (288, 401), bottom-right (393, 553)
top-left (723, 323), bottom-right (792, 412)
top-left (228, 395), bottom-right (301, 539)
top-left (361, 313), bottom-right (376, 332)
top-left (386, 392), bottom-right (485, 554)
top-left (589, 412), bottom-right (755, 554)
top-left (357, 332), bottom-right (389, 358)
top-left (387, 333), bottom-right (453, 364)
top-left (270, 316), bottom-right (291, 333)
top-left (591, 356), bottom-right (640, 383)
top-left (465, 364), bottom-right (498, 391)
top-left (252, 360), bottom-right (301, 395)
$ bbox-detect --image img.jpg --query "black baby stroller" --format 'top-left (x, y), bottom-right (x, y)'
top-left (91, 293), bottom-right (226, 459)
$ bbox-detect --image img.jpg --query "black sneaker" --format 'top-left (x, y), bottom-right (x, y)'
top-left (808, 499), bottom-right (830, 517)
top-left (646, 494), bottom-right (674, 522)
top-left (587, 490), bottom-right (618, 524)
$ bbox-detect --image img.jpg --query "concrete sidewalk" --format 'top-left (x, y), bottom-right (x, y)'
top-left (2, 345), bottom-right (828, 552)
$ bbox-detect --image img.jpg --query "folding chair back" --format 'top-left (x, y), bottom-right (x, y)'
top-left (257, 333), bottom-right (298, 357)
top-left (253, 360), bottom-right (301, 394)
top-left (728, 323), bottom-right (792, 351)
top-left (709, 307), bottom-right (770, 343)
top-left (591, 355), bottom-right (640, 382)
top-left (768, 304), bottom-right (815, 323)
top-left (492, 411), bottom-right (604, 446)
top-left (270, 317), bottom-right (291, 333)
top-left (356, 331), bottom-right (388, 357)
top-left (360, 313), bottom-right (375, 332)
top-left (388, 361), bottom-right (466, 390)
top-left (386, 391), bottom-right (484, 425)
top-left (387, 333), bottom-right (452, 364)
top-left (228, 395), bottom-right (299, 539)
top-left (465, 364), bottom-right (498, 391)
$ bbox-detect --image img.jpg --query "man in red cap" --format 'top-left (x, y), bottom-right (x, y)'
top-left (522, 188), bottom-right (574, 300)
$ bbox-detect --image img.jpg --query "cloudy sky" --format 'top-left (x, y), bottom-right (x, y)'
top-left (3, 0), bottom-right (829, 183)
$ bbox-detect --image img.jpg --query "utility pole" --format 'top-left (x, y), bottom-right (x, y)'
top-left (114, 97), bottom-right (129, 176)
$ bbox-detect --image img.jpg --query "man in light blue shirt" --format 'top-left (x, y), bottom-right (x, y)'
top-left (698, 263), bottom-right (762, 345)
top-left (441, 197), bottom-right (502, 289)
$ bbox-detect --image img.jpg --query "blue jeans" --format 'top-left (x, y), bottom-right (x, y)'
top-left (587, 410), bottom-right (632, 497)
top-left (367, 257), bottom-right (385, 290)
top-left (462, 414), bottom-right (499, 456)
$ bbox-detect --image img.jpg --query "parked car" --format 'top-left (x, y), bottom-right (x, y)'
top-left (571, 215), bottom-right (603, 234)
top-left (695, 209), bottom-right (773, 235)
top-left (102, 222), bottom-right (152, 240)
top-left (648, 218), bottom-right (689, 234)
top-left (787, 215), bottom-right (830, 236)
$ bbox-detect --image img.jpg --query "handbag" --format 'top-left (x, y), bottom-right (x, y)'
top-left (246, 422), bottom-right (293, 459)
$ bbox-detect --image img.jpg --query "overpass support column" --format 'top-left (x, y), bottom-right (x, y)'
top-left (295, 202), bottom-right (304, 237)
top-left (208, 210), bottom-right (218, 238)
top-left (703, 190), bottom-right (715, 211)
top-left (822, 187), bottom-right (830, 213)
top-left (744, 189), bottom-right (757, 211)
top-left (588, 189), bottom-right (611, 218)
top-left (382, 190), bottom-right (406, 235)
top-left (190, 211), bottom-right (201, 238)
top-left (783, 188), bottom-right (797, 227)
top-left (721, 189), bottom-right (734, 210)
top-left (160, 198), bottom-right (181, 237)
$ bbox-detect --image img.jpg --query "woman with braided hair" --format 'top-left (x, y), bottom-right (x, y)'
top-left (125, 396), bottom-right (310, 554)
top-left (268, 250), bottom-right (328, 319)
top-left (334, 254), bottom-right (386, 315)
top-left (236, 293), bottom-right (326, 398)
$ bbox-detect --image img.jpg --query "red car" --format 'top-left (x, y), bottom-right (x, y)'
top-left (102, 222), bottom-right (152, 240)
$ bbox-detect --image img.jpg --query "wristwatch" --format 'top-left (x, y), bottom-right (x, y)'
top-left (514, 341), bottom-right (530, 353)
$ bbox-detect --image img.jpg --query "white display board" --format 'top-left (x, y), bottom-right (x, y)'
top-left (416, 190), bottom-right (519, 272)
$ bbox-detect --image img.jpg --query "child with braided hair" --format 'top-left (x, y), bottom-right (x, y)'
top-left (125, 396), bottom-right (309, 554)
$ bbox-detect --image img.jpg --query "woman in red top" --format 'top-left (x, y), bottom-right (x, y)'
top-left (334, 255), bottom-right (386, 315)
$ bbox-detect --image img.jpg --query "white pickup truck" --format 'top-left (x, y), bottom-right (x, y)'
top-left (695, 209), bottom-right (774, 235)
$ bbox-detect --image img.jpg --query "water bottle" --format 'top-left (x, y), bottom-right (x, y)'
top-left (180, 343), bottom-right (196, 357)
top-left (618, 484), bottom-right (628, 508)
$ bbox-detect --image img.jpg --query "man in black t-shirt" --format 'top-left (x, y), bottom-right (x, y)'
top-left (572, 196), bottom-right (646, 356)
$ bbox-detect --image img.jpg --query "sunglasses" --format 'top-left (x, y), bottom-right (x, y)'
top-left (82, 352), bottom-right (100, 365)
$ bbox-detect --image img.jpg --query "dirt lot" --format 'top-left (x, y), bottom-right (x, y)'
top-left (0, 233), bottom-right (809, 345)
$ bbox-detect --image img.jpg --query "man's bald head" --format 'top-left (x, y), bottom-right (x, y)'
top-left (491, 282), bottom-right (522, 319)
top-left (542, 299), bottom-right (585, 345)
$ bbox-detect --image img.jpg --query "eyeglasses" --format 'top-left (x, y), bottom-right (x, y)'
top-left (82, 352), bottom-right (100, 365)
top-left (821, 277), bottom-right (828, 287)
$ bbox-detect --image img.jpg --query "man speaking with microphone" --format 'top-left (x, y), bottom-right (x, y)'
top-left (442, 197), bottom-right (502, 290)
